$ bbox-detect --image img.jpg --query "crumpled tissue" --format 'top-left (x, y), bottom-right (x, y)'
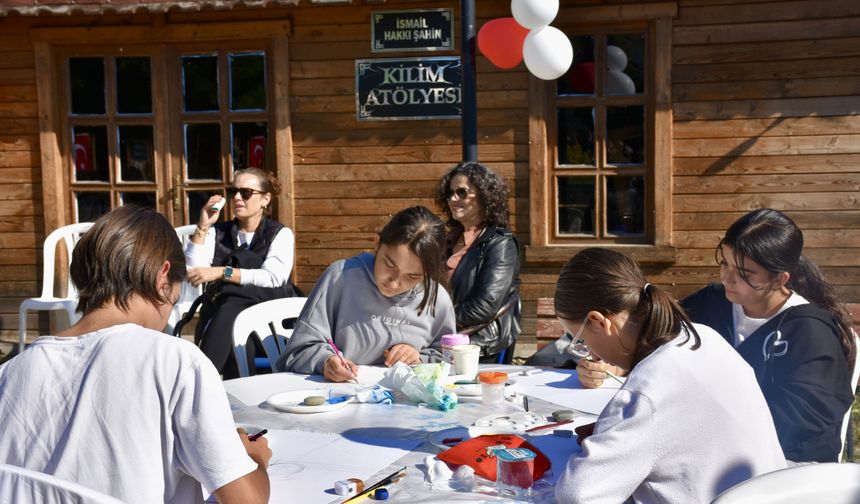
top-left (380, 362), bottom-right (457, 411)
top-left (355, 385), bottom-right (395, 404)
top-left (422, 455), bottom-right (477, 492)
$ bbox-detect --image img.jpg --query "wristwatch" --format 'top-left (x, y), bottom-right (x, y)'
top-left (223, 266), bottom-right (234, 280)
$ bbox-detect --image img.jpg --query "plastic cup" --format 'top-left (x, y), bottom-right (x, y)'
top-left (479, 371), bottom-right (508, 406)
top-left (451, 344), bottom-right (480, 379)
top-left (494, 447), bottom-right (536, 497)
top-left (441, 333), bottom-right (471, 365)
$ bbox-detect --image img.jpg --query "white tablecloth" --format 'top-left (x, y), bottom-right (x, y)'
top-left (223, 365), bottom-right (620, 503)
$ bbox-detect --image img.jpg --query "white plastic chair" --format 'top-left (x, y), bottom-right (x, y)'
top-left (710, 462), bottom-right (860, 504)
top-left (18, 222), bottom-right (94, 353)
top-left (232, 297), bottom-right (307, 377)
top-left (838, 333), bottom-right (860, 461)
top-left (0, 463), bottom-right (125, 504)
top-left (165, 224), bottom-right (203, 335)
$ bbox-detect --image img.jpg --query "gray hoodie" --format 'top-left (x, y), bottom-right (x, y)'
top-left (276, 252), bottom-right (455, 374)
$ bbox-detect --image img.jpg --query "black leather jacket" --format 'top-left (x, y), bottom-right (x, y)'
top-left (448, 226), bottom-right (521, 357)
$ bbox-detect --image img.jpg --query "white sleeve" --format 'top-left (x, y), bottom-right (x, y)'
top-left (239, 227), bottom-right (295, 288)
top-left (554, 389), bottom-right (657, 504)
top-left (184, 228), bottom-right (216, 268)
top-left (173, 357), bottom-right (257, 493)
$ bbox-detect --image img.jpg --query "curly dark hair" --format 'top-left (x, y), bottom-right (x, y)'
top-left (435, 161), bottom-right (510, 230)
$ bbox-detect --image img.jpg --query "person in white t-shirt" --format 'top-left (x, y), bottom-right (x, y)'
top-left (0, 206), bottom-right (271, 504)
top-left (552, 248), bottom-right (785, 504)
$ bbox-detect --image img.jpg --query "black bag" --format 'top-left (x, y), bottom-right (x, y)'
top-left (171, 246), bottom-right (301, 340)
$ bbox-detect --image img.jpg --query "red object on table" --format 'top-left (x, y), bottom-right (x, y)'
top-left (436, 434), bottom-right (550, 482)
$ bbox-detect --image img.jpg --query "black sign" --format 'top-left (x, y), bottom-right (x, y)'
top-left (356, 57), bottom-right (462, 121)
top-left (371, 9), bottom-right (454, 53)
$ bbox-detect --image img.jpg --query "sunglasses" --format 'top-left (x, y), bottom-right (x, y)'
top-left (445, 187), bottom-right (473, 200)
top-left (226, 186), bottom-right (265, 200)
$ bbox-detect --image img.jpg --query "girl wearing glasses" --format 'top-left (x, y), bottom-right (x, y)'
top-left (553, 248), bottom-right (784, 503)
top-left (435, 162), bottom-right (521, 364)
top-left (276, 206), bottom-right (456, 382)
top-left (681, 208), bottom-right (857, 463)
top-left (185, 167), bottom-right (297, 378)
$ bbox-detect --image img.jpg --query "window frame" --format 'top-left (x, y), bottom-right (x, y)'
top-left (31, 20), bottom-right (294, 235)
top-left (526, 11), bottom-right (676, 265)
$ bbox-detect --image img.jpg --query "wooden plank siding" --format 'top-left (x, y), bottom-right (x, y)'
top-left (0, 0), bottom-right (858, 362)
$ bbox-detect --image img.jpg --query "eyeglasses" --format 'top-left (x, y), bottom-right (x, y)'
top-left (226, 186), bottom-right (265, 200)
top-left (445, 187), bottom-right (473, 201)
top-left (564, 316), bottom-right (591, 361)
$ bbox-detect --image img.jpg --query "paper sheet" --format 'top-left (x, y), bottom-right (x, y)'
top-left (264, 429), bottom-right (421, 504)
top-left (506, 368), bottom-right (621, 416)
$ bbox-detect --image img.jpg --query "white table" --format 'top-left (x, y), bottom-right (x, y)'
top-left (223, 365), bottom-right (621, 503)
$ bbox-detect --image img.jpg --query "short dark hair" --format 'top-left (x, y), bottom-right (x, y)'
top-left (554, 247), bottom-right (699, 369)
top-left (71, 206), bottom-right (187, 314)
top-left (378, 206), bottom-right (448, 316)
top-left (435, 162), bottom-right (510, 229)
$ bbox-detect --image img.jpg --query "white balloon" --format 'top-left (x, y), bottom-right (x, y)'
top-left (606, 69), bottom-right (636, 95)
top-left (511, 0), bottom-right (559, 30)
top-left (606, 45), bottom-right (627, 72)
top-left (523, 26), bottom-right (573, 81)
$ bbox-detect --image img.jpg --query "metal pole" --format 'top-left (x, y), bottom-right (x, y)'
top-left (460, 0), bottom-right (477, 162)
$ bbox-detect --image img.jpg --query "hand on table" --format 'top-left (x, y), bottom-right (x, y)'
top-left (323, 355), bottom-right (359, 382)
top-left (383, 343), bottom-right (420, 366)
top-left (187, 266), bottom-right (225, 287)
top-left (237, 428), bottom-right (272, 469)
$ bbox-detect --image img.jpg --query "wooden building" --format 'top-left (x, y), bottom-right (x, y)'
top-left (1, 0), bottom-right (858, 357)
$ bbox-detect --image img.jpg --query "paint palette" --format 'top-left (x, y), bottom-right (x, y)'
top-left (266, 389), bottom-right (355, 414)
top-left (473, 411), bottom-right (544, 432)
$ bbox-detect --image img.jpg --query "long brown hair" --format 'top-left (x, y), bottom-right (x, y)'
top-left (71, 206), bottom-right (186, 314)
top-left (554, 248), bottom-right (700, 368)
top-left (378, 206), bottom-right (448, 316)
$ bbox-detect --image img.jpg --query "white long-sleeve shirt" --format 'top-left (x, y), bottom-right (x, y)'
top-left (184, 226), bottom-right (294, 288)
top-left (555, 323), bottom-right (786, 504)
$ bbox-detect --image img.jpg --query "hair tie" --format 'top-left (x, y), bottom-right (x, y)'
top-left (643, 282), bottom-right (652, 295)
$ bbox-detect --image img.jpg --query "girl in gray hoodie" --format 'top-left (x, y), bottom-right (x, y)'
top-left (276, 206), bottom-right (456, 382)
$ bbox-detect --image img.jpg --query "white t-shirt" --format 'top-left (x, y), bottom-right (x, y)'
top-left (732, 291), bottom-right (808, 346)
top-left (555, 323), bottom-right (786, 504)
top-left (0, 324), bottom-right (257, 503)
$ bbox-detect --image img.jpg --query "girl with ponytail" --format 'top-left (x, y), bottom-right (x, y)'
top-left (682, 208), bottom-right (857, 463)
top-left (554, 248), bottom-right (784, 504)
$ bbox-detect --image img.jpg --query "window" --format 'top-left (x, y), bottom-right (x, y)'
top-left (33, 20), bottom-right (291, 233)
top-left (527, 11), bottom-right (675, 264)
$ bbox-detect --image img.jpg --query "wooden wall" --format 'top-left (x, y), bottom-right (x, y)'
top-left (1, 0), bottom-right (858, 357)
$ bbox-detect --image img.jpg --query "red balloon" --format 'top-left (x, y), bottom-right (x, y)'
top-left (569, 62), bottom-right (595, 93)
top-left (477, 18), bottom-right (530, 69)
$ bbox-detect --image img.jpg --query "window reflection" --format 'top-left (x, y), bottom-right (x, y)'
top-left (185, 123), bottom-right (221, 180)
top-left (607, 106), bottom-right (644, 165)
top-left (182, 55), bottom-right (219, 112)
top-left (229, 53), bottom-right (266, 111)
top-left (606, 176), bottom-right (645, 235)
top-left (558, 36), bottom-right (595, 96)
top-left (120, 192), bottom-right (157, 209)
top-left (116, 57), bottom-right (152, 114)
top-left (607, 34), bottom-right (645, 95)
top-left (72, 126), bottom-right (109, 182)
top-left (75, 192), bottom-right (111, 222)
top-left (232, 122), bottom-right (268, 170)
top-left (557, 176), bottom-right (595, 235)
top-left (119, 126), bottom-right (154, 182)
top-left (70, 58), bottom-right (106, 115)
top-left (558, 108), bottom-right (595, 165)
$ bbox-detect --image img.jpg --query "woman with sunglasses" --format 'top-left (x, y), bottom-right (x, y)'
top-left (681, 208), bottom-right (857, 463)
top-left (434, 162), bottom-right (521, 364)
top-left (553, 248), bottom-right (784, 503)
top-left (276, 206), bottom-right (456, 382)
top-left (186, 167), bottom-right (296, 378)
